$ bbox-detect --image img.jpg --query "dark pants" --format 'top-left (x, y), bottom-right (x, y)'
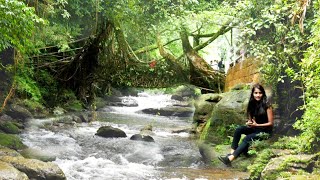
top-left (231, 126), bottom-right (271, 158)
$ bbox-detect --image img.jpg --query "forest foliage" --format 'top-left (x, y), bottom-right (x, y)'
top-left (0, 0), bottom-right (320, 152)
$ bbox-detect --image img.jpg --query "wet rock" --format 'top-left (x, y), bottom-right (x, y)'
top-left (130, 134), bottom-right (155, 142)
top-left (0, 156), bottom-right (66, 180)
top-left (72, 115), bottom-right (82, 123)
top-left (78, 114), bottom-right (90, 123)
top-left (95, 126), bottom-right (127, 138)
top-left (5, 104), bottom-right (32, 121)
top-left (139, 106), bottom-right (194, 117)
top-left (171, 95), bottom-right (184, 101)
top-left (0, 161), bottom-right (29, 180)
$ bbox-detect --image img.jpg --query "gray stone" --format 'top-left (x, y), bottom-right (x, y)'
top-left (130, 134), bottom-right (155, 142)
top-left (5, 104), bottom-right (32, 121)
top-left (139, 106), bottom-right (194, 117)
top-left (95, 126), bottom-right (127, 138)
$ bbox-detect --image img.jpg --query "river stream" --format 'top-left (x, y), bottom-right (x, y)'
top-left (20, 91), bottom-right (248, 180)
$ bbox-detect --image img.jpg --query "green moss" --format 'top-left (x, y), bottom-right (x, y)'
top-left (248, 149), bottom-right (275, 180)
top-left (63, 99), bottom-right (84, 112)
top-left (272, 136), bottom-right (303, 151)
top-left (22, 99), bottom-right (45, 113)
top-left (0, 133), bottom-right (26, 150)
top-left (202, 107), bottom-right (245, 144)
top-left (200, 120), bottom-right (211, 141)
top-left (0, 122), bottom-right (21, 134)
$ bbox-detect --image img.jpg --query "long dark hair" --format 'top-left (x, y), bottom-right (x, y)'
top-left (247, 83), bottom-right (268, 118)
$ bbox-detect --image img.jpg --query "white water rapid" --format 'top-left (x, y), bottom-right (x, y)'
top-left (20, 91), bottom-right (210, 180)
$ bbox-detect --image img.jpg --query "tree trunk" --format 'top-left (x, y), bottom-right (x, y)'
top-left (180, 29), bottom-right (225, 92)
top-left (156, 33), bottom-right (187, 81)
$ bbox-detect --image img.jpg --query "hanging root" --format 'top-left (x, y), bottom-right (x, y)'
top-left (0, 83), bottom-right (15, 113)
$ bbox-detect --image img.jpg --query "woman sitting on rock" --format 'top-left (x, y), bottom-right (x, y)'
top-left (218, 83), bottom-right (274, 166)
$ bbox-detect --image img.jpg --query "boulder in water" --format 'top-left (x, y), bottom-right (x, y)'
top-left (138, 106), bottom-right (194, 117)
top-left (95, 126), bottom-right (127, 138)
top-left (130, 134), bottom-right (155, 142)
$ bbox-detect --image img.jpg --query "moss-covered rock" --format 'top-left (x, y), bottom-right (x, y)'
top-left (194, 94), bottom-right (222, 119)
top-left (0, 133), bottom-right (26, 150)
top-left (0, 161), bottom-right (29, 180)
top-left (261, 153), bottom-right (320, 180)
top-left (202, 107), bottom-right (246, 144)
top-left (5, 104), bottom-right (33, 121)
top-left (64, 100), bottom-right (84, 112)
top-left (198, 89), bottom-right (250, 144)
top-left (0, 121), bottom-right (21, 134)
top-left (247, 149), bottom-right (276, 180)
top-left (193, 93), bottom-right (222, 134)
top-left (0, 156), bottom-right (66, 180)
top-left (95, 126), bottom-right (127, 138)
top-left (0, 146), bottom-right (22, 157)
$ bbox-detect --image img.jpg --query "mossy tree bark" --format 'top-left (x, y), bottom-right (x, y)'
top-left (156, 33), bottom-right (188, 81)
top-left (180, 28), bottom-right (225, 92)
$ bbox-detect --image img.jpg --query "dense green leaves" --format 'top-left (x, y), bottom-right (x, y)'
top-left (0, 0), bottom-right (43, 52)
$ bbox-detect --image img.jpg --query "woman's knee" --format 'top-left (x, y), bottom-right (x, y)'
top-left (243, 133), bottom-right (258, 143)
top-left (235, 126), bottom-right (247, 134)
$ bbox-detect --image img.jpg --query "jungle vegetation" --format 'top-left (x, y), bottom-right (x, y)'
top-left (0, 0), bottom-right (319, 156)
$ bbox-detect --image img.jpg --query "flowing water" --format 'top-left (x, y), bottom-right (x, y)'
top-left (20, 91), bottom-right (248, 180)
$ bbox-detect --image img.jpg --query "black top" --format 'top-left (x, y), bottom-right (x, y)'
top-left (252, 101), bottom-right (272, 131)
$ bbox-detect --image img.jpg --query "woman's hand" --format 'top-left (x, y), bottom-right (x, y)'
top-left (246, 119), bottom-right (257, 128)
top-left (246, 119), bottom-right (253, 126)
